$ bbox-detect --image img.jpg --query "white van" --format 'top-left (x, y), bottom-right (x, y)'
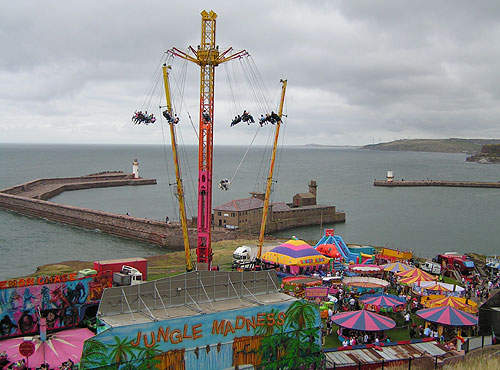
top-left (421, 260), bottom-right (441, 275)
top-left (120, 265), bottom-right (143, 285)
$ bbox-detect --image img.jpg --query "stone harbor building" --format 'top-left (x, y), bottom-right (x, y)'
top-left (213, 180), bottom-right (345, 233)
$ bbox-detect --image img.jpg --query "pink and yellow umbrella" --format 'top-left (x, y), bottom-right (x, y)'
top-left (416, 306), bottom-right (478, 326)
top-left (399, 275), bottom-right (436, 285)
top-left (423, 296), bottom-right (478, 313)
top-left (381, 262), bottom-right (412, 273)
top-left (397, 267), bottom-right (437, 281)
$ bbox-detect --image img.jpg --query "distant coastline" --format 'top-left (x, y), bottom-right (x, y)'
top-left (361, 138), bottom-right (500, 155)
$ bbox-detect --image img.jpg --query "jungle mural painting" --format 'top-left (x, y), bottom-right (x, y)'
top-left (0, 272), bottom-right (112, 339)
top-left (80, 299), bottom-right (323, 370)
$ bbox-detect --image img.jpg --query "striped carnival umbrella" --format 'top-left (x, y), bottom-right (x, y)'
top-left (358, 294), bottom-right (406, 311)
top-left (381, 262), bottom-right (412, 273)
top-left (425, 283), bottom-right (452, 293)
top-left (423, 296), bottom-right (478, 313)
top-left (331, 309), bottom-right (396, 331)
top-left (416, 305), bottom-right (478, 326)
top-left (397, 267), bottom-right (437, 281)
top-left (399, 275), bottom-right (436, 285)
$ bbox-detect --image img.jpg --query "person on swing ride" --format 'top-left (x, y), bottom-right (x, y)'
top-left (264, 113), bottom-right (274, 125)
top-left (230, 115), bottom-right (241, 127)
top-left (270, 111), bottom-right (281, 124)
top-left (259, 115), bottom-right (266, 126)
top-left (241, 110), bottom-right (255, 124)
top-left (162, 110), bottom-right (172, 122)
top-left (219, 179), bottom-right (230, 191)
top-left (132, 111), bottom-right (143, 124)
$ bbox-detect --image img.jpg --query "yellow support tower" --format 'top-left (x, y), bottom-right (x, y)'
top-left (162, 64), bottom-right (193, 272)
top-left (257, 80), bottom-right (287, 260)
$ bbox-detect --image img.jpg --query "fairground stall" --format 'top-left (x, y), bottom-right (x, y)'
top-left (342, 277), bottom-right (389, 295)
top-left (79, 271), bottom-right (323, 370)
top-left (281, 276), bottom-right (322, 298)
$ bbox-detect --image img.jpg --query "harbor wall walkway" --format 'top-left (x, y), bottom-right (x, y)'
top-left (374, 180), bottom-right (500, 188)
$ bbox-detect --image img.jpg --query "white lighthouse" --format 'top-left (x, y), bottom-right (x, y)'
top-left (386, 170), bottom-right (394, 182)
top-left (132, 159), bottom-right (139, 179)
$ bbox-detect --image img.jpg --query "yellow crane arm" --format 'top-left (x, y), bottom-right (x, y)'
top-left (162, 64), bottom-right (193, 272)
top-left (257, 79), bottom-right (287, 260)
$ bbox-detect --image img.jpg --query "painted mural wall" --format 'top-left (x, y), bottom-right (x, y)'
top-left (0, 272), bottom-right (112, 339)
top-left (80, 299), bottom-right (323, 370)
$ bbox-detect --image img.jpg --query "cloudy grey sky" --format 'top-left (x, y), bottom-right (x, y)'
top-left (1, 0), bottom-right (500, 146)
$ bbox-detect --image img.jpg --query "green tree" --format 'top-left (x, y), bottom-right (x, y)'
top-left (79, 339), bottom-right (111, 369)
top-left (108, 336), bottom-right (136, 369)
top-left (136, 343), bottom-right (162, 370)
top-left (285, 300), bottom-right (317, 332)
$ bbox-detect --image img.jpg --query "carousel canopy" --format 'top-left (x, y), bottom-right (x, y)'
top-left (382, 262), bottom-right (412, 273)
top-left (349, 264), bottom-right (383, 273)
top-left (397, 268), bottom-right (437, 281)
top-left (416, 305), bottom-right (478, 326)
top-left (262, 239), bottom-right (329, 266)
top-left (331, 309), bottom-right (396, 331)
top-left (358, 294), bottom-right (406, 309)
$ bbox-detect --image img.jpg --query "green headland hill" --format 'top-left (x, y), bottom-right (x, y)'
top-left (361, 138), bottom-right (500, 154)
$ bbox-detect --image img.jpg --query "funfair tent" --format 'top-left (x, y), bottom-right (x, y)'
top-left (262, 239), bottom-right (330, 274)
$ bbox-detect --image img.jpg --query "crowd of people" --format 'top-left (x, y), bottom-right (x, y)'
top-left (315, 259), bottom-right (494, 348)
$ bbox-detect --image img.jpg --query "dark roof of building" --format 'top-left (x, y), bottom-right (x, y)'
top-left (294, 192), bottom-right (316, 199)
top-left (271, 202), bottom-right (292, 212)
top-left (214, 197), bottom-right (264, 212)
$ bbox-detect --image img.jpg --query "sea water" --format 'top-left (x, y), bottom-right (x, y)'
top-left (0, 143), bottom-right (499, 279)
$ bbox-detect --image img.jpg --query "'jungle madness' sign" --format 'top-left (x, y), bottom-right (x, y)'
top-left (80, 300), bottom-right (323, 370)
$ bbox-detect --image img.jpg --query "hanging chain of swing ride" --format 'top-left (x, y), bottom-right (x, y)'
top-left (131, 51), bottom-right (287, 220)
top-left (217, 54), bottom-right (287, 193)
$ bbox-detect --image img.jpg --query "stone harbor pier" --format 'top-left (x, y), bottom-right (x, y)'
top-left (0, 172), bottom-right (248, 249)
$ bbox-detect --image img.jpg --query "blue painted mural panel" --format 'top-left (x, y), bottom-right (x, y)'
top-left (80, 299), bottom-right (323, 370)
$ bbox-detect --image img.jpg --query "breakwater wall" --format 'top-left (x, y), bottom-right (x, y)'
top-left (374, 180), bottom-right (500, 188)
top-left (0, 173), bottom-right (155, 200)
top-left (0, 192), bottom-right (239, 249)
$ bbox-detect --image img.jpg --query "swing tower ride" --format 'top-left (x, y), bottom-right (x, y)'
top-left (168, 11), bottom-right (247, 270)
